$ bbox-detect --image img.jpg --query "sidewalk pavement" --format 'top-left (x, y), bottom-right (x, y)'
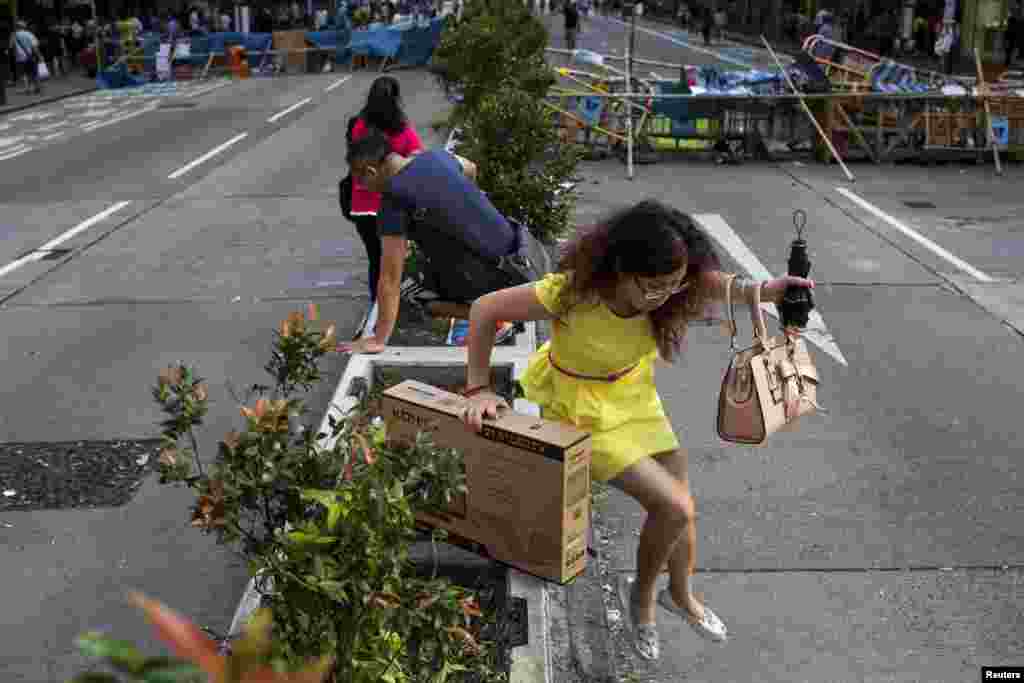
top-left (1, 71), bottom-right (96, 117)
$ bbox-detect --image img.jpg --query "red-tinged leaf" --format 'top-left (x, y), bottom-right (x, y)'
top-left (158, 366), bottom-right (184, 387)
top-left (459, 597), bottom-right (482, 618)
top-left (445, 626), bottom-right (480, 654)
top-left (158, 448), bottom-right (178, 467)
top-left (222, 430), bottom-right (242, 452)
top-left (369, 592), bottom-right (401, 609)
top-left (127, 592), bottom-right (226, 681)
top-left (342, 461), bottom-right (353, 482)
top-left (306, 303), bottom-right (320, 322)
top-left (354, 432), bottom-right (376, 465)
top-left (415, 592), bottom-right (439, 610)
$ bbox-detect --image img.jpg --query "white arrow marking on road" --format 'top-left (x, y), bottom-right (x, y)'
top-left (268, 97), bottom-right (313, 124)
top-left (168, 132), bottom-right (249, 180)
top-left (694, 213), bottom-right (848, 367)
top-left (325, 75), bottom-right (352, 93)
top-left (835, 187), bottom-right (994, 283)
top-left (0, 201), bottom-right (132, 279)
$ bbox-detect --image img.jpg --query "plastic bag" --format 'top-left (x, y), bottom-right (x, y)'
top-left (37, 60), bottom-right (50, 80)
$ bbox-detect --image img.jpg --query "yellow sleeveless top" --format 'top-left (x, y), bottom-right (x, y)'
top-left (518, 273), bottom-right (679, 481)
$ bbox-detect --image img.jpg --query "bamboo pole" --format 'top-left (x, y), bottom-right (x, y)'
top-left (762, 35), bottom-right (855, 183)
top-left (541, 100), bottom-right (629, 142)
top-left (625, 8), bottom-right (635, 180)
top-left (835, 102), bottom-right (878, 164)
top-left (974, 47), bottom-right (1003, 176)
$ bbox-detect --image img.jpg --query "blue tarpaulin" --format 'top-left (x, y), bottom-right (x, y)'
top-left (393, 18), bottom-right (444, 67)
top-left (339, 17), bottom-right (444, 65)
top-left (96, 62), bottom-right (148, 89)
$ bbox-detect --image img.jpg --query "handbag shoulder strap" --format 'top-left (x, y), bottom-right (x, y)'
top-left (725, 273), bottom-right (770, 349)
top-left (15, 34), bottom-right (35, 58)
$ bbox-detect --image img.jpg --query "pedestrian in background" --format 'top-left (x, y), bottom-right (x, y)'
top-left (461, 201), bottom-right (816, 660)
top-left (346, 76), bottom-right (423, 338)
top-left (563, 0), bottom-right (579, 53)
top-left (9, 19), bottom-right (43, 94)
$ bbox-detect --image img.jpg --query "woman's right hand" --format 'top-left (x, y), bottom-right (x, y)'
top-left (461, 391), bottom-right (509, 432)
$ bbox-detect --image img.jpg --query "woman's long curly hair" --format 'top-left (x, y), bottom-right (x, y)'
top-left (359, 76), bottom-right (408, 135)
top-left (554, 200), bottom-right (721, 362)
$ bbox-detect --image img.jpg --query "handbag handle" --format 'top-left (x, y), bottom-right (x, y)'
top-left (724, 274), bottom-right (770, 350)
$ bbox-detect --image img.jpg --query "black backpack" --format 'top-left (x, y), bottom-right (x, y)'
top-left (338, 115), bottom-right (359, 221)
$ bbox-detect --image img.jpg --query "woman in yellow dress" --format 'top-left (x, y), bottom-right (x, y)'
top-left (460, 200), bottom-right (815, 660)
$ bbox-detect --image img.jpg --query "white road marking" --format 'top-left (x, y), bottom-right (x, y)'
top-left (599, 16), bottom-right (766, 69)
top-left (42, 132), bottom-right (64, 141)
top-left (694, 213), bottom-right (848, 366)
top-left (0, 145), bottom-right (31, 161)
top-left (325, 75), bottom-right (352, 93)
top-left (267, 97), bottom-right (312, 123)
top-left (168, 132), bottom-right (249, 179)
top-left (835, 187), bottom-right (994, 283)
top-left (0, 201), bottom-right (132, 279)
top-left (8, 111), bottom-right (55, 122)
top-left (82, 104), bottom-right (158, 132)
top-left (187, 81), bottom-right (229, 98)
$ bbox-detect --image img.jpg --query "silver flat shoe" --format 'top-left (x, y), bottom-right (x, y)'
top-left (657, 589), bottom-right (728, 643)
top-left (617, 574), bottom-right (660, 660)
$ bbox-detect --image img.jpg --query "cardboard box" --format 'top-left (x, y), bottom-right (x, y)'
top-left (382, 380), bottom-right (592, 584)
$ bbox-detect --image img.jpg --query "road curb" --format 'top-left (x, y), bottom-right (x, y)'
top-left (226, 321), bottom-right (554, 682)
top-left (0, 85), bottom-right (97, 118)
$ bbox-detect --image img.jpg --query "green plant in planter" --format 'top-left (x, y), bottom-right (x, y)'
top-left (455, 86), bottom-right (582, 245)
top-left (71, 304), bottom-right (508, 683)
top-left (433, 0), bottom-right (555, 124)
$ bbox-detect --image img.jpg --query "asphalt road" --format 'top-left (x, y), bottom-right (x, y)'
top-left (0, 68), bottom-right (453, 682)
top-left (1, 14), bottom-right (1022, 682)
top-left (538, 11), bottom-right (1024, 682)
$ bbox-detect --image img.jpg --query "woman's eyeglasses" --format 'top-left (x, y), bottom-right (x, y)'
top-left (634, 276), bottom-right (690, 301)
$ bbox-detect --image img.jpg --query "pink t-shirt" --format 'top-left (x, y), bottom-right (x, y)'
top-left (349, 118), bottom-right (423, 216)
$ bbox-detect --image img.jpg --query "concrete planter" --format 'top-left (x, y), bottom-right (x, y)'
top-left (226, 323), bottom-right (553, 682)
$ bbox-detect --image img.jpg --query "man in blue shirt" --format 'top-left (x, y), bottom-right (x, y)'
top-left (338, 128), bottom-right (549, 354)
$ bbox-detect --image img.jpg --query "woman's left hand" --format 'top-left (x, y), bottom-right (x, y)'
top-left (762, 275), bottom-right (814, 304)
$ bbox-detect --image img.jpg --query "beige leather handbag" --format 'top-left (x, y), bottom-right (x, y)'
top-left (717, 275), bottom-right (822, 445)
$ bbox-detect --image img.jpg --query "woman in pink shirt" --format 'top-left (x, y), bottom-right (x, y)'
top-left (348, 76), bottom-right (423, 317)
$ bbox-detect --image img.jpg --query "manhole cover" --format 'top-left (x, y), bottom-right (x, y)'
top-left (904, 201), bottom-right (936, 209)
top-left (158, 102), bottom-right (199, 109)
top-left (40, 248), bottom-right (71, 260)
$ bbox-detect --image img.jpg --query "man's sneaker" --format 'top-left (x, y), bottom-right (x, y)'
top-left (400, 276), bottom-right (441, 305)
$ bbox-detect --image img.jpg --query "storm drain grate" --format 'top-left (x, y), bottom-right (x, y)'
top-left (506, 596), bottom-right (529, 648)
top-left (904, 201), bottom-right (936, 209)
